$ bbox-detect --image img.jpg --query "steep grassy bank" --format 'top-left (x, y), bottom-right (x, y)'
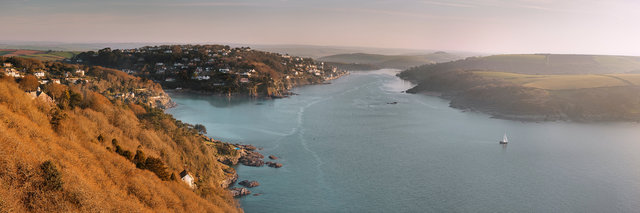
top-left (0, 70), bottom-right (241, 212)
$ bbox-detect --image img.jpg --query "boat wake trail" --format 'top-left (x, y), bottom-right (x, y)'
top-left (270, 79), bottom-right (381, 195)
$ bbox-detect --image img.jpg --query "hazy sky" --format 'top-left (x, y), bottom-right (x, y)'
top-left (3, 0), bottom-right (640, 55)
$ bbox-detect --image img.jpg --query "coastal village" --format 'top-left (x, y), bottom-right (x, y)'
top-left (1, 59), bottom-right (174, 109)
top-left (72, 45), bottom-right (347, 97)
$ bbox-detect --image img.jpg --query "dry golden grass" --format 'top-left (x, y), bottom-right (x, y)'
top-left (0, 78), bottom-right (241, 212)
top-left (474, 71), bottom-right (640, 90)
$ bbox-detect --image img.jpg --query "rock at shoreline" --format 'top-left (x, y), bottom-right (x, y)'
top-left (230, 187), bottom-right (251, 197)
top-left (237, 144), bottom-right (257, 151)
top-left (238, 180), bottom-right (260, 188)
top-left (239, 151), bottom-right (264, 167)
top-left (268, 155), bottom-right (278, 160)
top-left (266, 161), bottom-right (283, 168)
top-left (220, 172), bottom-right (238, 188)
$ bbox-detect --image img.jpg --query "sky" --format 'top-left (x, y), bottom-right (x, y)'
top-left (2, 0), bottom-right (640, 55)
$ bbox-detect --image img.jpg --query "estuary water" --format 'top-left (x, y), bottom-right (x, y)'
top-left (167, 69), bottom-right (640, 212)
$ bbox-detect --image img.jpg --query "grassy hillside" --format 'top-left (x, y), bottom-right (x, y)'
top-left (318, 52), bottom-right (462, 69)
top-left (474, 71), bottom-right (640, 90)
top-left (0, 62), bottom-right (241, 211)
top-left (0, 49), bottom-right (79, 61)
top-left (398, 55), bottom-right (640, 122)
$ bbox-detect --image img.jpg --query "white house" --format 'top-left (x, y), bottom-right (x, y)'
top-left (179, 170), bottom-right (195, 189)
top-left (34, 71), bottom-right (46, 78)
top-left (75, 69), bottom-right (85, 76)
top-left (192, 75), bottom-right (210, 80)
top-left (219, 68), bottom-right (230, 73)
top-left (6, 69), bottom-right (22, 78)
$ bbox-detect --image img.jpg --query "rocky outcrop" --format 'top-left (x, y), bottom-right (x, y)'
top-left (230, 187), bottom-right (251, 197)
top-left (239, 151), bottom-right (264, 167)
top-left (238, 180), bottom-right (260, 188)
top-left (266, 161), bottom-right (283, 168)
top-left (268, 155), bottom-right (278, 160)
top-left (237, 144), bottom-right (257, 151)
top-left (220, 172), bottom-right (238, 188)
top-left (149, 93), bottom-right (176, 109)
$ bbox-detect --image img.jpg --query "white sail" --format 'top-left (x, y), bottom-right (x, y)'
top-left (503, 133), bottom-right (508, 142)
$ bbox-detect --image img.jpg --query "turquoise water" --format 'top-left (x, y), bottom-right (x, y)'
top-left (167, 69), bottom-right (640, 212)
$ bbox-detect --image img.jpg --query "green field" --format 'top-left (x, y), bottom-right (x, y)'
top-left (475, 71), bottom-right (640, 90)
top-left (0, 49), bottom-right (79, 61)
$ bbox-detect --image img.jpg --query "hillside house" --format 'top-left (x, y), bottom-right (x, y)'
top-left (75, 69), bottom-right (85, 76)
top-left (240, 78), bottom-right (249, 83)
top-left (5, 69), bottom-right (22, 78)
top-left (34, 71), bottom-right (46, 78)
top-left (2, 63), bottom-right (12, 67)
top-left (27, 87), bottom-right (54, 104)
top-left (179, 170), bottom-right (195, 189)
top-left (219, 68), bottom-right (230, 73)
top-left (193, 75), bottom-right (210, 80)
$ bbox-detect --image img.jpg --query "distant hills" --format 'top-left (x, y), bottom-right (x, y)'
top-left (417, 54), bottom-right (640, 75)
top-left (318, 52), bottom-right (463, 70)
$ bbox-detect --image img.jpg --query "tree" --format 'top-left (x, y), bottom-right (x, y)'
top-left (133, 150), bottom-right (146, 169)
top-left (69, 91), bottom-right (83, 109)
top-left (44, 83), bottom-right (68, 100)
top-left (194, 124), bottom-right (207, 134)
top-left (145, 157), bottom-right (171, 181)
top-left (19, 75), bottom-right (40, 92)
top-left (49, 108), bottom-right (67, 129)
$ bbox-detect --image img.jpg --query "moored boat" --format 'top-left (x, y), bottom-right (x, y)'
top-left (499, 133), bottom-right (509, 144)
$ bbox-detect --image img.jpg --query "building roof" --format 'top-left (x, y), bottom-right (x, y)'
top-left (179, 169), bottom-right (190, 178)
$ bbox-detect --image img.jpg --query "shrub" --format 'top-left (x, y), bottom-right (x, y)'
top-left (19, 75), bottom-right (40, 92)
top-left (133, 150), bottom-right (146, 169)
top-left (40, 161), bottom-right (63, 191)
top-left (49, 108), bottom-right (67, 129)
top-left (194, 124), bottom-right (207, 134)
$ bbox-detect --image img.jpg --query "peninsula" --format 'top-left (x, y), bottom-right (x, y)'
top-left (398, 54), bottom-right (640, 122)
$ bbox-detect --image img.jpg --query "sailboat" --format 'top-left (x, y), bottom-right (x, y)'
top-left (499, 133), bottom-right (509, 144)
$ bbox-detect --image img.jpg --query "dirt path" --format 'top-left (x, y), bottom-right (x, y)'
top-left (599, 74), bottom-right (635, 86)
